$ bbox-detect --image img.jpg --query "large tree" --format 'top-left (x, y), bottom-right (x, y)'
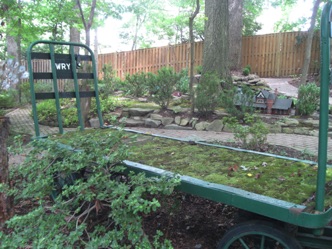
top-left (229, 0), bottom-right (243, 71)
top-left (202, 0), bottom-right (230, 80)
top-left (299, 0), bottom-right (321, 85)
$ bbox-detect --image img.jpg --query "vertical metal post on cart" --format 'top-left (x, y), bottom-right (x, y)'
top-left (317, 2), bottom-right (331, 214)
top-left (27, 40), bottom-right (104, 138)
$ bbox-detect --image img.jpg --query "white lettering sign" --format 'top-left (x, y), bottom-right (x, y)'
top-left (55, 63), bottom-right (71, 70)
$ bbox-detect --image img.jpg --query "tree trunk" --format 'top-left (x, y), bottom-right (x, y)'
top-left (202, 0), bottom-right (230, 81)
top-left (0, 117), bottom-right (14, 225)
top-left (77, 0), bottom-right (97, 124)
top-left (189, 0), bottom-right (200, 115)
top-left (299, 0), bottom-right (321, 86)
top-left (228, 0), bottom-right (243, 71)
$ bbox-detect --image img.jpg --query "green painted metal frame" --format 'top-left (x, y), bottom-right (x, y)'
top-left (27, 40), bottom-right (104, 138)
top-left (317, 1), bottom-right (331, 214)
top-left (122, 159), bottom-right (332, 230)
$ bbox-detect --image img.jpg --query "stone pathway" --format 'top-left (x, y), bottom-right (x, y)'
top-left (264, 78), bottom-right (332, 104)
top-left (263, 78), bottom-right (298, 97)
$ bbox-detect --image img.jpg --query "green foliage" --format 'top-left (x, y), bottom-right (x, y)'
top-left (175, 68), bottom-right (189, 94)
top-left (36, 99), bottom-right (78, 127)
top-left (147, 67), bottom-right (180, 109)
top-left (195, 73), bottom-right (221, 117)
top-left (296, 82), bottom-right (320, 116)
top-left (221, 85), bottom-right (255, 121)
top-left (0, 90), bottom-right (16, 108)
top-left (99, 63), bottom-right (120, 95)
top-left (19, 81), bottom-right (54, 105)
top-left (242, 65), bottom-right (251, 76)
top-left (119, 0), bottom-right (163, 49)
top-left (243, 0), bottom-right (264, 35)
top-left (123, 71), bottom-right (150, 97)
top-left (2, 0), bottom-right (124, 57)
top-left (1, 130), bottom-right (178, 248)
top-left (224, 114), bottom-right (269, 150)
top-left (195, 65), bottom-right (203, 74)
top-left (242, 68), bottom-right (250, 76)
top-left (91, 96), bottom-right (119, 114)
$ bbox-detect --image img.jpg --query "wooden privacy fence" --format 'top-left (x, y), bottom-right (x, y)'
top-left (98, 31), bottom-right (320, 79)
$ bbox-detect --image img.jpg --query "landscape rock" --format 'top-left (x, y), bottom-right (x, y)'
top-left (126, 108), bottom-right (155, 117)
top-left (180, 118), bottom-right (190, 126)
top-left (207, 120), bottom-right (224, 132)
top-left (121, 110), bottom-right (129, 117)
top-left (213, 110), bottom-right (229, 118)
top-left (120, 118), bottom-right (145, 127)
top-left (232, 76), bottom-right (242, 82)
top-left (299, 118), bottom-right (319, 128)
top-left (89, 118), bottom-right (100, 128)
top-left (175, 116), bottom-right (181, 125)
top-left (195, 121), bottom-right (210, 131)
top-left (248, 79), bottom-right (260, 84)
top-left (150, 114), bottom-right (163, 120)
top-left (132, 116), bottom-right (142, 121)
top-left (164, 124), bottom-right (193, 130)
top-left (279, 118), bottom-right (299, 127)
top-left (190, 117), bottom-right (199, 128)
top-left (161, 117), bottom-right (174, 126)
top-left (145, 118), bottom-right (161, 128)
top-left (294, 127), bottom-right (311, 135)
top-left (282, 127), bottom-right (295, 134)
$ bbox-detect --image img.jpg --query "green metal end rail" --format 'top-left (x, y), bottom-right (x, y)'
top-left (27, 40), bottom-right (104, 138)
top-left (317, 2), bottom-right (332, 214)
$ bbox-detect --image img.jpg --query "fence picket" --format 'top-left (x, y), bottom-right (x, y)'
top-left (27, 32), bottom-right (320, 80)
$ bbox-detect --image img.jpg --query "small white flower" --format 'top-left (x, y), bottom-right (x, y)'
top-left (21, 72), bottom-right (29, 79)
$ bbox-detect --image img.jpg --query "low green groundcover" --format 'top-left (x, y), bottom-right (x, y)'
top-left (54, 129), bottom-right (332, 208)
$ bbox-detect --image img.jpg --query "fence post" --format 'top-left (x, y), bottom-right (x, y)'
top-left (275, 32), bottom-right (282, 77)
top-left (0, 116), bottom-right (14, 225)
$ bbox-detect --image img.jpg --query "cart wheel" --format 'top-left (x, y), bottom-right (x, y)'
top-left (217, 220), bottom-right (302, 249)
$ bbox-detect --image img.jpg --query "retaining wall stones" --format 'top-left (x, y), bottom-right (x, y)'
top-left (93, 107), bottom-right (328, 137)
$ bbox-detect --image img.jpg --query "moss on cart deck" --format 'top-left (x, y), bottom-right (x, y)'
top-left (54, 128), bottom-right (332, 208)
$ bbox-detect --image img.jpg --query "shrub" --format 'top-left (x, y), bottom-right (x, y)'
top-left (0, 90), bottom-right (16, 108)
top-left (224, 114), bottom-right (269, 150)
top-left (195, 65), bottom-right (203, 74)
top-left (195, 73), bottom-right (221, 117)
top-left (220, 85), bottom-right (255, 121)
top-left (92, 96), bottom-right (119, 113)
top-left (99, 63), bottom-right (119, 95)
top-left (147, 67), bottom-right (179, 109)
top-left (242, 65), bottom-right (251, 76)
top-left (1, 130), bottom-right (179, 248)
top-left (123, 71), bottom-right (149, 97)
top-left (296, 82), bottom-right (320, 116)
top-left (36, 99), bottom-right (78, 127)
top-left (175, 68), bottom-right (189, 94)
